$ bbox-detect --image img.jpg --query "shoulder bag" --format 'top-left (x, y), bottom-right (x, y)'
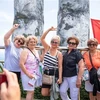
top-left (89, 51), bottom-right (97, 84)
top-left (82, 67), bottom-right (89, 81)
top-left (42, 52), bottom-right (59, 85)
top-left (82, 52), bottom-right (89, 81)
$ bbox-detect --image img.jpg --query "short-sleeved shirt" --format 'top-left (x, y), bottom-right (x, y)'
top-left (83, 50), bottom-right (100, 71)
top-left (4, 42), bottom-right (22, 72)
top-left (63, 49), bottom-right (83, 77)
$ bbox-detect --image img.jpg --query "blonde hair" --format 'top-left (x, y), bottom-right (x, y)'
top-left (51, 35), bottom-right (60, 43)
top-left (26, 35), bottom-right (38, 46)
top-left (14, 35), bottom-right (26, 45)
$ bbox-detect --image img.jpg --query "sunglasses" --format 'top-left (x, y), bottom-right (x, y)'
top-left (68, 42), bottom-right (77, 46)
top-left (51, 41), bottom-right (58, 44)
top-left (18, 40), bottom-right (24, 45)
top-left (88, 44), bottom-right (97, 47)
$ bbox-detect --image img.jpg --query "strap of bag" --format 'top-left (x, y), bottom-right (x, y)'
top-left (54, 51), bottom-right (59, 76)
top-left (27, 47), bottom-right (37, 58)
top-left (27, 47), bottom-right (40, 64)
top-left (89, 51), bottom-right (94, 68)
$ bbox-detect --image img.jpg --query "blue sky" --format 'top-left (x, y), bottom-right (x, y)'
top-left (0, 0), bottom-right (58, 46)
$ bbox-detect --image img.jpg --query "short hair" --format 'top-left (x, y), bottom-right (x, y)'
top-left (14, 35), bottom-right (26, 45)
top-left (26, 35), bottom-right (38, 46)
top-left (87, 38), bottom-right (98, 46)
top-left (67, 36), bottom-right (79, 45)
top-left (51, 35), bottom-right (60, 44)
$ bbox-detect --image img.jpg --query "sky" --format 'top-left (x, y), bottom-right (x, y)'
top-left (0, 0), bottom-right (58, 46)
top-left (0, 0), bottom-right (58, 60)
top-left (0, 0), bottom-right (100, 60)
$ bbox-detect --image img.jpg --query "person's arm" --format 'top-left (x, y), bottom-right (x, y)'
top-left (4, 24), bottom-right (19, 47)
top-left (19, 49), bottom-right (34, 79)
top-left (40, 26), bottom-right (56, 51)
top-left (39, 49), bottom-right (45, 62)
top-left (0, 69), bottom-right (20, 100)
top-left (57, 51), bottom-right (63, 84)
top-left (76, 59), bottom-right (85, 88)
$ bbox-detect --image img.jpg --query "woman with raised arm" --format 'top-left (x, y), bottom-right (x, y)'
top-left (40, 27), bottom-right (69, 99)
top-left (4, 24), bottom-right (25, 82)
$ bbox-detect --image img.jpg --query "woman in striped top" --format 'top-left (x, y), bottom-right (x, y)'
top-left (40, 27), bottom-right (63, 97)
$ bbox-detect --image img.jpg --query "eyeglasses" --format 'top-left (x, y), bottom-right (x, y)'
top-left (18, 40), bottom-right (24, 45)
top-left (68, 42), bottom-right (77, 46)
top-left (51, 41), bottom-right (58, 44)
top-left (88, 44), bottom-right (97, 47)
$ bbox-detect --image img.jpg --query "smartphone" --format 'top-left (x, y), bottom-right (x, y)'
top-left (0, 65), bottom-right (7, 85)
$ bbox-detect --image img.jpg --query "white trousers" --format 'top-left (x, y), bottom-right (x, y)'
top-left (60, 76), bottom-right (79, 100)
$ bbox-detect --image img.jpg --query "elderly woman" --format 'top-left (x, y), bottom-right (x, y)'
top-left (60, 36), bottom-right (84, 100)
top-left (40, 27), bottom-right (64, 98)
top-left (4, 24), bottom-right (25, 82)
top-left (83, 38), bottom-right (100, 100)
top-left (19, 35), bottom-right (42, 100)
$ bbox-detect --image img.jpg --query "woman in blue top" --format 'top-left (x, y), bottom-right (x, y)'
top-left (4, 24), bottom-right (25, 82)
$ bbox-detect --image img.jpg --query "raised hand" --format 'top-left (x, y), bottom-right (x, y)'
top-left (49, 26), bottom-right (57, 31)
top-left (13, 24), bottom-right (20, 29)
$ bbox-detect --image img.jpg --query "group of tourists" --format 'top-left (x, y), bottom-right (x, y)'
top-left (0, 24), bottom-right (100, 100)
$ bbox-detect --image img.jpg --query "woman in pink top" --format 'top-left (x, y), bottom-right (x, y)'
top-left (19, 35), bottom-right (42, 100)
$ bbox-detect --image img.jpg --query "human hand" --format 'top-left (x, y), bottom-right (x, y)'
top-left (28, 73), bottom-right (35, 79)
top-left (76, 78), bottom-right (81, 88)
top-left (13, 24), bottom-right (19, 30)
top-left (49, 26), bottom-right (57, 31)
top-left (0, 69), bottom-right (20, 100)
top-left (57, 78), bottom-right (62, 84)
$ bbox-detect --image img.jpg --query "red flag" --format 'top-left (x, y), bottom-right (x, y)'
top-left (91, 19), bottom-right (100, 43)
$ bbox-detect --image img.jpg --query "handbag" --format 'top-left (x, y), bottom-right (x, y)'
top-left (97, 67), bottom-right (100, 81)
top-left (42, 67), bottom-right (58, 85)
top-left (42, 74), bottom-right (53, 85)
top-left (89, 52), bottom-right (97, 84)
top-left (83, 68), bottom-right (89, 81)
top-left (55, 83), bottom-right (59, 92)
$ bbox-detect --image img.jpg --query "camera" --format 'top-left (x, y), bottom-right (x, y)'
top-left (0, 65), bottom-right (7, 85)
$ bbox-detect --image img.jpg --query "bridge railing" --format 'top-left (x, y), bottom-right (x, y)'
top-left (0, 46), bottom-right (100, 100)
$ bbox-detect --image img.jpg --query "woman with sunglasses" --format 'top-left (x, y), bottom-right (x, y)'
top-left (83, 38), bottom-right (100, 100)
top-left (40, 27), bottom-right (65, 98)
top-left (4, 24), bottom-right (25, 82)
top-left (60, 36), bottom-right (84, 100)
